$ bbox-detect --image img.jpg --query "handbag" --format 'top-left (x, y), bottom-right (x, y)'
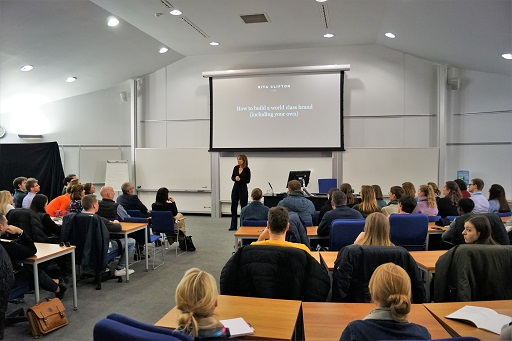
top-left (27, 298), bottom-right (68, 338)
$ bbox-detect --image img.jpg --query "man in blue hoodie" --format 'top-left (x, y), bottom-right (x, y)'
top-left (277, 180), bottom-right (316, 223)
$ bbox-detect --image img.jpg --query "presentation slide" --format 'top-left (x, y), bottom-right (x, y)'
top-left (210, 72), bottom-right (343, 150)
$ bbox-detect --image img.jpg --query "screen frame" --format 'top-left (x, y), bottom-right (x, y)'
top-left (287, 170), bottom-right (311, 188)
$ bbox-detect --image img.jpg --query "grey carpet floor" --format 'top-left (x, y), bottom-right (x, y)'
top-left (4, 215), bottom-right (237, 340)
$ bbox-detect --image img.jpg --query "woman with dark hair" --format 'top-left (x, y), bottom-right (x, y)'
top-left (29, 194), bottom-right (61, 236)
top-left (67, 184), bottom-right (85, 214)
top-left (437, 181), bottom-right (462, 217)
top-left (151, 187), bottom-right (187, 244)
top-left (372, 185), bottom-right (387, 209)
top-left (462, 215), bottom-right (497, 245)
top-left (83, 183), bottom-right (95, 195)
top-left (229, 154), bottom-right (251, 231)
top-left (454, 179), bottom-right (471, 198)
top-left (488, 184), bottom-right (511, 213)
top-left (340, 183), bottom-right (360, 208)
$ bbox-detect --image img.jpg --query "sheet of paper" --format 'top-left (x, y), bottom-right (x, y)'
top-left (220, 317), bottom-right (254, 337)
top-left (446, 305), bottom-right (512, 334)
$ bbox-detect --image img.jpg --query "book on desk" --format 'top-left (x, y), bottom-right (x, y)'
top-left (445, 305), bottom-right (512, 335)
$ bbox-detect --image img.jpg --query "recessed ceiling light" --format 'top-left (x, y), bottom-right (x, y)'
top-left (107, 17), bottom-right (119, 27)
top-left (21, 65), bottom-right (33, 72)
top-left (316, 0), bottom-right (328, 2)
top-left (159, 47), bottom-right (169, 54)
top-left (210, 41), bottom-right (220, 46)
top-left (170, 9), bottom-right (182, 16)
top-left (385, 32), bottom-right (396, 39)
top-left (324, 33), bottom-right (335, 38)
top-left (502, 53), bottom-right (512, 60)
top-left (66, 77), bottom-right (77, 83)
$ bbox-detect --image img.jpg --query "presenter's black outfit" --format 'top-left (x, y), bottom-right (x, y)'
top-left (229, 166), bottom-right (251, 230)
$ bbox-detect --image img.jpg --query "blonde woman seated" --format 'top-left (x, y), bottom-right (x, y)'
top-left (340, 263), bottom-right (431, 341)
top-left (352, 185), bottom-right (381, 218)
top-left (412, 184), bottom-right (438, 216)
top-left (354, 212), bottom-right (394, 246)
top-left (175, 268), bottom-right (231, 339)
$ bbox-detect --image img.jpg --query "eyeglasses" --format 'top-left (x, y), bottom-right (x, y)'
top-left (468, 183), bottom-right (475, 186)
top-left (59, 242), bottom-right (71, 247)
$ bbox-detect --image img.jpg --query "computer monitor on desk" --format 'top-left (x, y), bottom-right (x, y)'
top-left (287, 170), bottom-right (311, 188)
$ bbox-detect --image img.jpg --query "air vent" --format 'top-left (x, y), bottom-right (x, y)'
top-left (240, 13), bottom-right (270, 24)
top-left (180, 16), bottom-right (209, 38)
top-left (160, 0), bottom-right (173, 9)
top-left (319, 4), bottom-right (330, 29)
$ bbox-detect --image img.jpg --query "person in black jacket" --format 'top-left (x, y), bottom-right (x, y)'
top-left (116, 182), bottom-right (149, 217)
top-left (29, 194), bottom-right (61, 237)
top-left (229, 155), bottom-right (251, 231)
top-left (151, 187), bottom-right (187, 244)
top-left (0, 214), bottom-right (66, 299)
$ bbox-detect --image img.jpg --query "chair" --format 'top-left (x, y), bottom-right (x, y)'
top-left (241, 219), bottom-right (267, 226)
top-left (428, 215), bottom-right (441, 222)
top-left (389, 214), bottom-right (429, 251)
top-left (93, 313), bottom-right (192, 341)
top-left (329, 219), bottom-right (366, 251)
top-left (312, 211), bottom-right (320, 225)
top-left (145, 223), bottom-right (164, 270)
top-left (318, 178), bottom-right (337, 194)
top-left (126, 210), bottom-right (142, 218)
top-left (149, 211), bottom-right (186, 257)
top-left (497, 212), bottom-right (512, 217)
top-left (434, 244), bottom-right (512, 302)
top-left (331, 244), bottom-right (426, 303)
top-left (446, 215), bottom-right (459, 221)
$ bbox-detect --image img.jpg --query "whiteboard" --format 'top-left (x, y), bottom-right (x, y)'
top-left (219, 154), bottom-right (333, 201)
top-left (135, 148), bottom-right (210, 191)
top-left (342, 148), bottom-right (439, 195)
top-left (105, 160), bottom-right (130, 191)
top-left (79, 148), bottom-right (122, 183)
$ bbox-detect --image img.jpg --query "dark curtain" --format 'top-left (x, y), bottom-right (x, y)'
top-left (0, 142), bottom-right (64, 200)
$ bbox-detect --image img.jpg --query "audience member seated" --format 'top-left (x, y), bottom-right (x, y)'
top-left (340, 263), bottom-right (430, 341)
top-left (46, 180), bottom-right (76, 217)
top-left (240, 188), bottom-right (269, 223)
top-left (98, 186), bottom-right (130, 221)
top-left (428, 181), bottom-right (441, 198)
top-left (287, 211), bottom-right (311, 249)
top-left (317, 191), bottom-right (363, 237)
top-left (372, 185), bottom-right (387, 209)
top-left (220, 206), bottom-right (330, 301)
top-left (317, 188), bottom-right (339, 222)
top-left (331, 244), bottom-right (426, 303)
top-left (0, 215), bottom-right (66, 299)
top-left (412, 184), bottom-right (438, 216)
top-left (117, 182), bottom-right (149, 217)
top-left (84, 183), bottom-right (96, 195)
top-left (381, 186), bottom-right (404, 217)
top-left (352, 185), bottom-right (381, 218)
top-left (151, 187), bottom-right (187, 244)
top-left (277, 180), bottom-right (315, 223)
top-left (434, 243), bottom-right (512, 302)
top-left (0, 192), bottom-right (14, 217)
top-left (175, 268), bottom-right (231, 339)
top-left (436, 181), bottom-right (462, 217)
top-left (29, 194), bottom-right (61, 237)
top-left (461, 215), bottom-right (498, 245)
top-left (354, 212), bottom-right (394, 246)
top-left (21, 178), bottom-right (40, 209)
top-left (397, 195), bottom-right (417, 214)
top-left (454, 178), bottom-right (471, 198)
top-left (488, 183), bottom-right (511, 214)
top-left (0, 244), bottom-right (14, 341)
top-left (468, 178), bottom-right (489, 213)
top-left (6, 208), bottom-right (51, 243)
top-left (401, 181), bottom-right (416, 199)
top-left (12, 176), bottom-right (27, 209)
top-left (67, 183), bottom-right (85, 214)
top-left (340, 183), bottom-right (360, 208)
top-left (61, 174), bottom-right (77, 195)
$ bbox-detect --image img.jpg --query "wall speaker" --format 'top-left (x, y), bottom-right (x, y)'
top-left (120, 91), bottom-right (128, 102)
top-left (447, 78), bottom-right (460, 90)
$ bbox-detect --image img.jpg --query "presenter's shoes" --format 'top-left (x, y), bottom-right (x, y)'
top-left (114, 268), bottom-right (135, 277)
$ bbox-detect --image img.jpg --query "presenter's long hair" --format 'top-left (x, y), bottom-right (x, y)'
top-left (357, 212), bottom-right (394, 246)
top-left (176, 268), bottom-right (218, 338)
top-left (369, 263), bottom-right (411, 321)
top-left (237, 154), bottom-right (248, 168)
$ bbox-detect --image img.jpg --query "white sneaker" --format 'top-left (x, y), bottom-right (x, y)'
top-left (114, 268), bottom-right (135, 276)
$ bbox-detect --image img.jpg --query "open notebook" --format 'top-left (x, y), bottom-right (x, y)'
top-left (445, 305), bottom-right (512, 335)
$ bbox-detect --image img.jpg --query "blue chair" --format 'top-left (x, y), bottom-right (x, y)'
top-left (329, 219), bottom-right (366, 251)
top-left (312, 211), bottom-right (320, 225)
top-left (303, 220), bottom-right (313, 227)
top-left (428, 215), bottom-right (441, 222)
top-left (93, 313), bottom-right (192, 341)
top-left (446, 215), bottom-right (459, 221)
top-left (126, 210), bottom-right (142, 218)
top-left (241, 219), bottom-right (267, 226)
top-left (497, 212), bottom-right (512, 217)
top-left (389, 214), bottom-right (429, 251)
top-left (318, 178), bottom-right (337, 194)
top-left (150, 211), bottom-right (186, 257)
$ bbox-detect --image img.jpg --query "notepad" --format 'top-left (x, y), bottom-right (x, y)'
top-left (220, 317), bottom-right (254, 337)
top-left (445, 305), bottom-right (512, 334)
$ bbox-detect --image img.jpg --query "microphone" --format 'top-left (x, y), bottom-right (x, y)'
top-left (268, 182), bottom-right (274, 196)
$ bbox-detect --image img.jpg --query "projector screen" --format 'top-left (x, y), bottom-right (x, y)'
top-left (208, 69), bottom-right (344, 151)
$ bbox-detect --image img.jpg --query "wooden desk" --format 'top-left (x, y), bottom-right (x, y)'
top-left (156, 295), bottom-right (301, 340)
top-left (424, 300), bottom-right (512, 340)
top-left (410, 250), bottom-right (447, 302)
top-left (502, 215), bottom-right (511, 224)
top-left (24, 243), bottom-right (77, 310)
top-left (302, 302), bottom-right (451, 341)
top-left (319, 251), bottom-right (338, 271)
top-left (234, 226), bottom-right (326, 250)
top-left (311, 251), bottom-right (321, 264)
top-left (119, 222), bottom-right (148, 281)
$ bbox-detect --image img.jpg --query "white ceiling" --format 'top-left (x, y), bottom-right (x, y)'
top-left (1, 0), bottom-right (511, 113)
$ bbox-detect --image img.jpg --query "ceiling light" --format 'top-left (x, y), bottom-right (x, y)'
top-left (159, 47), bottom-right (169, 54)
top-left (107, 17), bottom-right (119, 27)
top-left (316, 0), bottom-right (328, 2)
top-left (324, 33), bottom-right (335, 38)
top-left (66, 77), bottom-right (77, 83)
top-left (210, 41), bottom-right (220, 46)
top-left (170, 9), bottom-right (182, 16)
top-left (502, 53), bottom-right (512, 60)
top-left (21, 65), bottom-right (33, 72)
top-left (385, 32), bottom-right (396, 39)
